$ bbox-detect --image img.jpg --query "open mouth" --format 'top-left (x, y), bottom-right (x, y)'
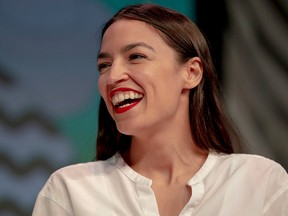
top-left (111, 91), bottom-right (144, 114)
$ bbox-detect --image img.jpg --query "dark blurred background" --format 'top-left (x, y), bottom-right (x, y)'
top-left (0, 0), bottom-right (287, 215)
top-left (197, 0), bottom-right (288, 169)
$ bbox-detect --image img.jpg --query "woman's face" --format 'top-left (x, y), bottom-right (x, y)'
top-left (98, 19), bottom-right (189, 137)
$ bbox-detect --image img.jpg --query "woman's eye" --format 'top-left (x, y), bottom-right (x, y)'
top-left (98, 63), bottom-right (111, 72)
top-left (129, 54), bottom-right (146, 61)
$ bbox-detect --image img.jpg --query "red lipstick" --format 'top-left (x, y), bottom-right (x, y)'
top-left (109, 87), bottom-right (143, 114)
top-left (114, 100), bottom-right (141, 114)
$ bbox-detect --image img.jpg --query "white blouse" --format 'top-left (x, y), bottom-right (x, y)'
top-left (32, 152), bottom-right (288, 215)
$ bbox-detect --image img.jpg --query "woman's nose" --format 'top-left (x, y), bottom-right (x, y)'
top-left (106, 61), bottom-right (129, 85)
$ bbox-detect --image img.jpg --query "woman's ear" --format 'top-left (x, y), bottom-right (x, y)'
top-left (181, 57), bottom-right (203, 89)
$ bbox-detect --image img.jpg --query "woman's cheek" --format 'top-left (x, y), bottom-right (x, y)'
top-left (98, 78), bottom-right (114, 118)
top-left (98, 77), bottom-right (106, 98)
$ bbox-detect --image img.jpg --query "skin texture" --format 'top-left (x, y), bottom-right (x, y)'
top-left (98, 19), bottom-right (207, 216)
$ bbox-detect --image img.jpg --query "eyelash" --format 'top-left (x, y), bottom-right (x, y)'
top-left (129, 53), bottom-right (146, 61)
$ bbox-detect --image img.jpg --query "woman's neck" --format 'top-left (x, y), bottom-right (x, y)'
top-left (122, 129), bottom-right (208, 185)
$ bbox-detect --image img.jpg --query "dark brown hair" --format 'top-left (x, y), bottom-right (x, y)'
top-left (96, 4), bottom-right (242, 160)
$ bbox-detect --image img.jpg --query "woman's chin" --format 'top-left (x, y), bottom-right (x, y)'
top-left (116, 124), bottom-right (132, 135)
top-left (116, 124), bottom-right (142, 137)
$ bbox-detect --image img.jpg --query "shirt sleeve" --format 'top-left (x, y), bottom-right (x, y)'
top-left (263, 162), bottom-right (288, 216)
top-left (263, 189), bottom-right (288, 216)
top-left (32, 169), bottom-right (74, 216)
top-left (32, 194), bottom-right (72, 216)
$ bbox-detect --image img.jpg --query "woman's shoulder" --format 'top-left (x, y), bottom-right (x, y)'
top-left (203, 153), bottom-right (288, 214)
top-left (212, 152), bottom-right (287, 180)
top-left (34, 156), bottom-right (123, 215)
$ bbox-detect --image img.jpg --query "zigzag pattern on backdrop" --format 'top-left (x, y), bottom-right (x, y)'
top-left (0, 153), bottom-right (55, 175)
top-left (0, 70), bottom-right (76, 216)
top-left (0, 108), bottom-right (58, 134)
top-left (0, 110), bottom-right (75, 216)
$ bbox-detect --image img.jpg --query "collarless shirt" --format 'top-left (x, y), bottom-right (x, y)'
top-left (32, 151), bottom-right (288, 216)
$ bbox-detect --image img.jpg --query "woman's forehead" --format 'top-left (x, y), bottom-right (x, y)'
top-left (101, 20), bottom-right (167, 50)
top-left (103, 20), bottom-right (160, 40)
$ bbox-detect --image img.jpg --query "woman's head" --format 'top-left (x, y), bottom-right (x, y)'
top-left (96, 4), bottom-right (239, 160)
top-left (98, 18), bottom-right (201, 136)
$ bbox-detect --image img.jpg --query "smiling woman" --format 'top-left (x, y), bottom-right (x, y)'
top-left (32, 4), bottom-right (288, 216)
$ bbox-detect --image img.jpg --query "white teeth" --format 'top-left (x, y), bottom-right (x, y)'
top-left (129, 92), bottom-right (135, 99)
top-left (118, 94), bottom-right (124, 102)
top-left (111, 91), bottom-right (143, 106)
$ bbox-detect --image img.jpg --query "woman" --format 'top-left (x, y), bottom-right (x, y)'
top-left (32, 4), bottom-right (288, 216)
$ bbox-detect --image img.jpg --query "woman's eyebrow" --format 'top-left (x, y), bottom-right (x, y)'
top-left (120, 42), bottom-right (155, 53)
top-left (97, 52), bottom-right (110, 60)
top-left (97, 42), bottom-right (155, 60)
